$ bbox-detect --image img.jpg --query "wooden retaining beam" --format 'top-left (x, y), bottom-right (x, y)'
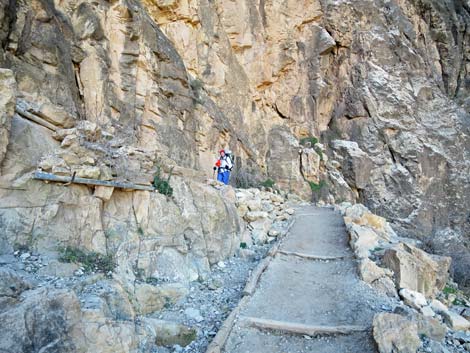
top-left (240, 316), bottom-right (369, 336)
top-left (205, 296), bottom-right (251, 353)
top-left (16, 107), bottom-right (59, 132)
top-left (278, 250), bottom-right (351, 261)
top-left (33, 171), bottom-right (155, 191)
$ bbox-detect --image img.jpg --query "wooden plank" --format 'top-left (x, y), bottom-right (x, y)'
top-left (278, 250), bottom-right (350, 261)
top-left (205, 296), bottom-right (250, 353)
top-left (16, 107), bottom-right (58, 131)
top-left (33, 171), bottom-right (155, 191)
top-left (243, 256), bottom-right (272, 296)
top-left (240, 316), bottom-right (369, 336)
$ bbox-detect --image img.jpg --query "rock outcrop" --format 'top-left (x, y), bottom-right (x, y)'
top-left (0, 0), bottom-right (468, 283)
top-left (0, 0), bottom-right (469, 351)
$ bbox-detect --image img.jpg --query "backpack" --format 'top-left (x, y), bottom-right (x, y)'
top-left (224, 149), bottom-right (234, 170)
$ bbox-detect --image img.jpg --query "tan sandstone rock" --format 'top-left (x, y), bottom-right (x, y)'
top-left (0, 69), bottom-right (16, 166)
top-left (383, 243), bottom-right (451, 298)
top-left (141, 318), bottom-right (197, 347)
top-left (373, 313), bottom-right (421, 353)
top-left (134, 283), bottom-right (188, 315)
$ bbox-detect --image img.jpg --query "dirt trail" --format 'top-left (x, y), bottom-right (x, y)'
top-left (220, 205), bottom-right (394, 353)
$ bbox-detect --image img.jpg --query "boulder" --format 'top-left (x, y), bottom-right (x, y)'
top-left (373, 313), bottom-right (421, 353)
top-left (441, 310), bottom-right (470, 331)
top-left (420, 306), bottom-right (436, 318)
top-left (415, 314), bottom-right (447, 342)
top-left (245, 211), bottom-right (269, 222)
top-left (348, 223), bottom-right (379, 259)
top-left (373, 277), bottom-right (400, 298)
top-left (141, 318), bottom-right (197, 347)
top-left (331, 140), bottom-right (373, 189)
top-left (0, 288), bottom-right (85, 353)
top-left (358, 258), bottom-right (392, 283)
top-left (430, 299), bottom-right (448, 314)
top-left (134, 283), bottom-right (188, 315)
top-left (270, 194), bottom-right (284, 203)
top-left (383, 243), bottom-right (451, 297)
top-left (399, 288), bottom-right (427, 309)
top-left (0, 267), bottom-right (33, 299)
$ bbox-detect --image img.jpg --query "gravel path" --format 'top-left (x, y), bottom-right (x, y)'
top-left (222, 205), bottom-right (395, 353)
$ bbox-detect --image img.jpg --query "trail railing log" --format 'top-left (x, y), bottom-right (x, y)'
top-left (33, 171), bottom-right (155, 191)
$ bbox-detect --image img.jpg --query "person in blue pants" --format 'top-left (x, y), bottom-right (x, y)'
top-left (213, 149), bottom-right (233, 185)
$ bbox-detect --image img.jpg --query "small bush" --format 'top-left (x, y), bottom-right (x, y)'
top-left (300, 136), bottom-right (318, 147)
top-left (153, 166), bottom-right (173, 196)
top-left (308, 180), bottom-right (326, 192)
top-left (240, 242), bottom-right (247, 249)
top-left (315, 147), bottom-right (324, 161)
top-left (260, 178), bottom-right (275, 188)
top-left (443, 285), bottom-right (457, 295)
top-left (59, 246), bottom-right (115, 273)
top-left (190, 78), bottom-right (204, 105)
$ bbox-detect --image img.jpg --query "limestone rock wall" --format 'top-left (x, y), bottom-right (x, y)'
top-left (0, 0), bottom-right (469, 300)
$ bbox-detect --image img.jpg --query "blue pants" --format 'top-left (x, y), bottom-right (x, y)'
top-left (217, 171), bottom-right (230, 185)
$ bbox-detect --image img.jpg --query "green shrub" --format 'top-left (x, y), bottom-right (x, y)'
top-left (443, 285), bottom-right (457, 295)
top-left (153, 166), bottom-right (173, 196)
top-left (189, 78), bottom-right (204, 105)
top-left (260, 178), bottom-right (275, 188)
top-left (240, 242), bottom-right (247, 249)
top-left (308, 180), bottom-right (326, 192)
top-left (315, 147), bottom-right (324, 161)
top-left (300, 136), bottom-right (318, 147)
top-left (59, 246), bottom-right (115, 273)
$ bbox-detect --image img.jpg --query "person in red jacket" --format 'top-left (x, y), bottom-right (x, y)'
top-left (213, 149), bottom-right (233, 185)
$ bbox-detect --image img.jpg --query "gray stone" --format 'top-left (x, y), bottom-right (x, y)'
top-left (441, 311), bottom-right (470, 331)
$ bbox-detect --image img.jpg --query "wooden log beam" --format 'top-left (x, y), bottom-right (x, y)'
top-left (240, 316), bottom-right (369, 336)
top-left (205, 296), bottom-right (250, 353)
top-left (16, 107), bottom-right (58, 132)
top-left (278, 250), bottom-right (350, 261)
top-left (33, 171), bottom-right (155, 191)
top-left (243, 257), bottom-right (272, 296)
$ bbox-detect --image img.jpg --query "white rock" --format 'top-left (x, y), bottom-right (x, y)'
top-left (217, 261), bottom-right (226, 268)
top-left (270, 194), bottom-right (284, 203)
top-left (348, 224), bottom-right (379, 259)
top-left (244, 211), bottom-right (269, 222)
top-left (420, 306), bottom-right (436, 317)
top-left (399, 288), bottom-right (428, 309)
top-left (430, 299), bottom-right (449, 314)
top-left (19, 253), bottom-right (30, 261)
top-left (286, 208), bottom-right (295, 215)
top-left (268, 229), bottom-right (280, 237)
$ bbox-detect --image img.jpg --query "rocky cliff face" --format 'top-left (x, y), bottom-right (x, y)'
top-left (0, 0), bottom-right (469, 350)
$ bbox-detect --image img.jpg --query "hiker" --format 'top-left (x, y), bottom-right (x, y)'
top-left (213, 149), bottom-right (233, 185)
